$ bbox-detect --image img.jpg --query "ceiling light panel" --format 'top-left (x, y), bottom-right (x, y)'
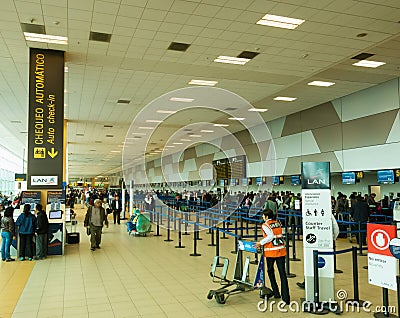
top-left (169, 97), bottom-right (194, 102)
top-left (188, 79), bottom-right (218, 86)
top-left (307, 81), bottom-right (335, 87)
top-left (274, 97), bottom-right (297, 101)
top-left (214, 56), bottom-right (250, 65)
top-left (256, 14), bottom-right (305, 30)
top-left (352, 60), bottom-right (386, 68)
top-left (248, 108), bottom-right (268, 112)
top-left (24, 32), bottom-right (68, 45)
top-left (228, 117), bottom-right (245, 121)
top-left (213, 124), bottom-right (229, 127)
top-left (157, 110), bottom-right (177, 114)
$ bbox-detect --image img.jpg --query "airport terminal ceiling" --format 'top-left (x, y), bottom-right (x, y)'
top-left (0, 0), bottom-right (400, 179)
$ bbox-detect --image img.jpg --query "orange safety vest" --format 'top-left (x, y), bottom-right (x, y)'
top-left (262, 219), bottom-right (286, 258)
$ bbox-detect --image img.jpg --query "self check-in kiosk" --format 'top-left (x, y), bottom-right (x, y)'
top-left (46, 191), bottom-right (65, 255)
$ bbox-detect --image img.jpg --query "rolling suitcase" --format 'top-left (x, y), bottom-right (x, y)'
top-left (66, 218), bottom-right (80, 244)
top-left (66, 232), bottom-right (80, 244)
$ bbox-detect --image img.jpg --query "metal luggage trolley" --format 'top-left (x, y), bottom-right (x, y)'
top-left (207, 240), bottom-right (273, 304)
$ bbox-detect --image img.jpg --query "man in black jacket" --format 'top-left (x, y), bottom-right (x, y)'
top-left (111, 195), bottom-right (122, 224)
top-left (35, 204), bottom-right (49, 260)
top-left (351, 196), bottom-right (369, 245)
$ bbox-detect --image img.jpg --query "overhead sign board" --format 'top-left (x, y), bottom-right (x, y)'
top-left (27, 48), bottom-right (64, 189)
top-left (367, 223), bottom-right (398, 290)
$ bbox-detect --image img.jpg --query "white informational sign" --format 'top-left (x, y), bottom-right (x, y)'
top-left (368, 254), bottom-right (398, 290)
top-left (294, 199), bottom-right (300, 210)
top-left (302, 189), bottom-right (333, 249)
top-left (367, 223), bottom-right (399, 291)
top-left (302, 188), bottom-right (334, 300)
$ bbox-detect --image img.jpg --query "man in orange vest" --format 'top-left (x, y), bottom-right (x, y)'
top-left (256, 208), bottom-right (290, 304)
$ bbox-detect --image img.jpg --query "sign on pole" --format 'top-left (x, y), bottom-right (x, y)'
top-left (27, 48), bottom-right (64, 189)
top-left (367, 223), bottom-right (398, 290)
top-left (301, 162), bottom-right (334, 302)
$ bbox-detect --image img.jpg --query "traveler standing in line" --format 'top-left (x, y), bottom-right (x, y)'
top-left (256, 208), bottom-right (290, 304)
top-left (15, 204), bottom-right (37, 261)
top-left (1, 206), bottom-right (16, 261)
top-left (84, 199), bottom-right (109, 251)
top-left (34, 204), bottom-right (49, 260)
top-left (111, 195), bottom-right (122, 224)
top-left (263, 195), bottom-right (278, 216)
top-left (351, 195), bottom-right (369, 245)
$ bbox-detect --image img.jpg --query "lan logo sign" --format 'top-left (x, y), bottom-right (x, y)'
top-left (31, 176), bottom-right (58, 186)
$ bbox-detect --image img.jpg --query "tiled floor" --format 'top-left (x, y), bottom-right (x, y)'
top-left (0, 207), bottom-right (398, 317)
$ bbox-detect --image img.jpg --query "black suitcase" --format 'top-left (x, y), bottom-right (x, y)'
top-left (66, 232), bottom-right (80, 244)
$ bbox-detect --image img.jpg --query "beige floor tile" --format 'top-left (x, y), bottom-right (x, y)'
top-left (5, 207), bottom-right (399, 318)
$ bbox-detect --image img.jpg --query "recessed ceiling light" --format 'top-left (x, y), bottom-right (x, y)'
top-left (166, 145), bottom-right (176, 148)
top-left (173, 142), bottom-right (183, 145)
top-left (146, 120), bottom-right (163, 123)
top-left (24, 32), bottom-right (68, 44)
top-left (188, 79), bottom-right (218, 86)
top-left (351, 53), bottom-right (375, 60)
top-left (256, 14), bottom-right (305, 30)
top-left (89, 31), bottom-right (111, 43)
top-left (157, 110), bottom-right (177, 114)
top-left (189, 134), bottom-right (202, 138)
top-left (214, 56), bottom-right (250, 65)
top-left (168, 42), bottom-right (190, 52)
top-left (274, 96), bottom-right (297, 101)
top-left (138, 127), bottom-right (154, 130)
top-left (352, 60), bottom-right (386, 68)
top-left (200, 130), bottom-right (214, 133)
top-left (213, 124), bottom-right (229, 127)
top-left (180, 139), bottom-right (191, 142)
top-left (169, 97), bottom-right (194, 102)
top-left (111, 150), bottom-right (121, 153)
top-left (229, 117), bottom-right (245, 121)
top-left (117, 99), bottom-right (131, 104)
top-left (64, 67), bottom-right (68, 72)
top-left (237, 51), bottom-right (259, 60)
top-left (131, 132), bottom-right (146, 135)
top-left (307, 81), bottom-right (335, 87)
top-left (248, 108), bottom-right (268, 112)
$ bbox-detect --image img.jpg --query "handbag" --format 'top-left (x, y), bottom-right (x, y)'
top-left (86, 227), bottom-right (91, 236)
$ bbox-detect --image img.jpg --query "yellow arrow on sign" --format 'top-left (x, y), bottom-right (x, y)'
top-left (48, 148), bottom-right (58, 158)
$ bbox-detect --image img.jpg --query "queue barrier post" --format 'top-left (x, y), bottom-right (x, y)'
top-left (190, 221), bottom-right (201, 257)
top-left (373, 287), bottom-right (397, 318)
top-left (183, 212), bottom-right (190, 235)
top-left (346, 246), bottom-right (366, 307)
top-left (333, 241), bottom-right (343, 274)
top-left (208, 225), bottom-right (216, 247)
top-left (196, 214), bottom-right (202, 241)
top-left (164, 207), bottom-right (173, 242)
top-left (291, 222), bottom-right (301, 261)
top-left (285, 232), bottom-right (296, 278)
top-left (231, 220), bottom-right (238, 254)
top-left (215, 227), bottom-right (223, 267)
top-left (154, 208), bottom-right (162, 237)
top-left (175, 218), bottom-right (185, 249)
top-left (250, 221), bottom-right (259, 265)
